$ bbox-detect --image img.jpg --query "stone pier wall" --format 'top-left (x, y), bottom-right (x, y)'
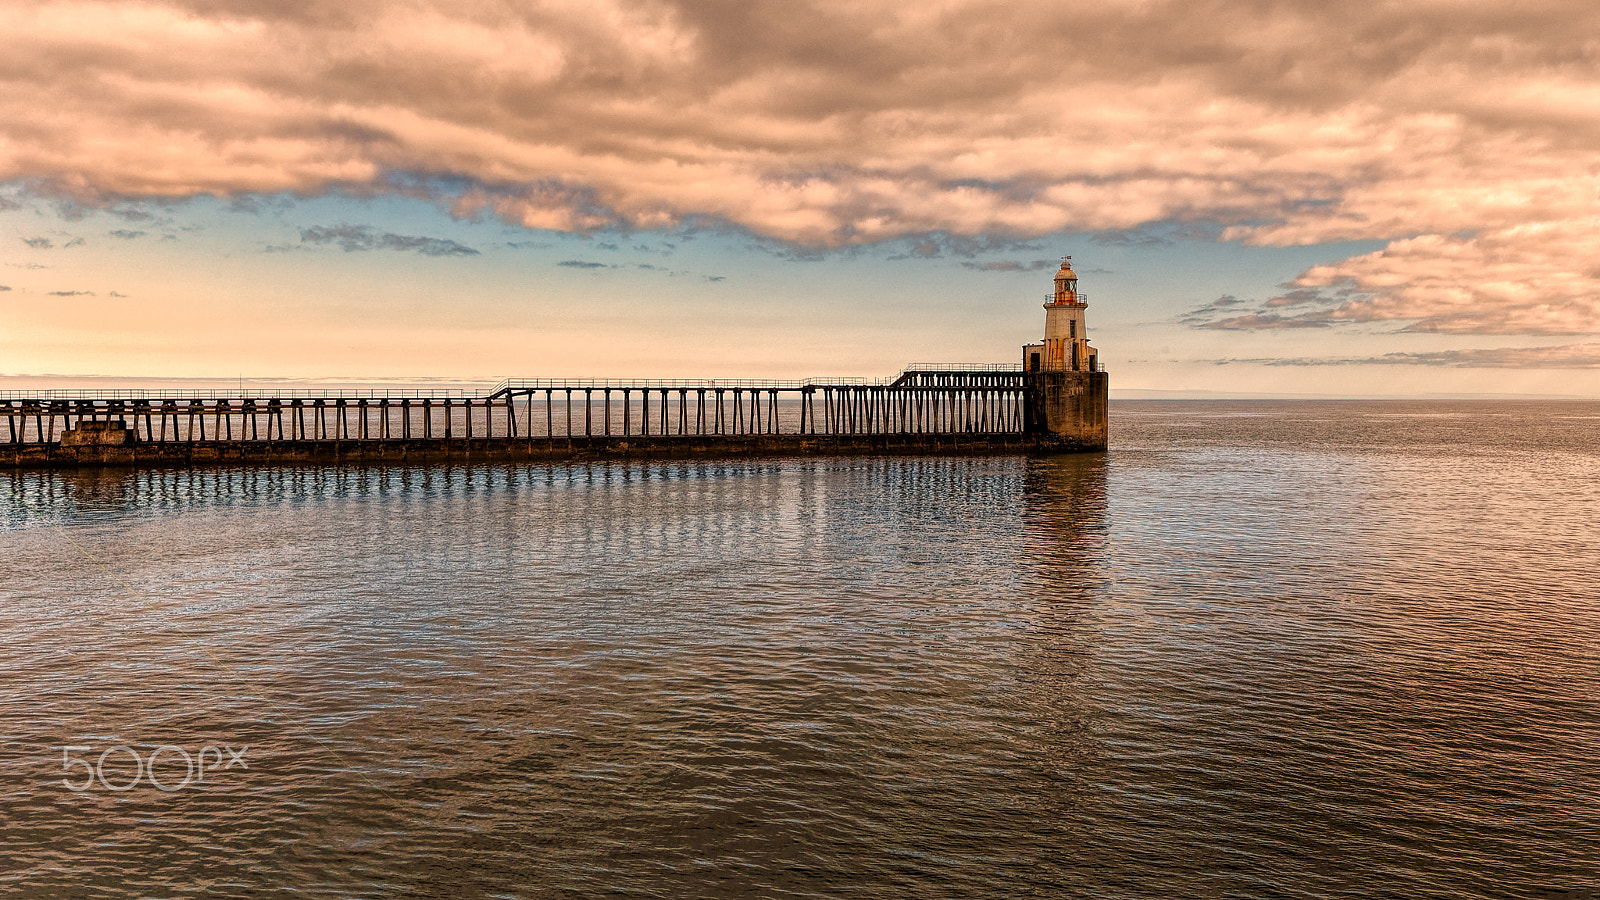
top-left (1, 432), bottom-right (1085, 470)
top-left (1024, 371), bottom-right (1109, 451)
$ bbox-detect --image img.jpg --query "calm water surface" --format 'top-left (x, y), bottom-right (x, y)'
top-left (2, 400), bottom-right (1597, 898)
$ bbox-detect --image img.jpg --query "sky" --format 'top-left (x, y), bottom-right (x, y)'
top-left (3, 0), bottom-right (1600, 397)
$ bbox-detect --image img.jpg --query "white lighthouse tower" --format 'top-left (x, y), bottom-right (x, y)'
top-left (1023, 256), bottom-right (1098, 373)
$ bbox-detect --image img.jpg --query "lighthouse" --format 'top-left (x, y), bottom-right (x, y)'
top-left (1021, 255), bottom-right (1108, 450)
top-left (1023, 256), bottom-right (1098, 373)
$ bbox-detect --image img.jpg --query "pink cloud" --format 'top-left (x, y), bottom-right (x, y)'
top-left (4, 0), bottom-right (1600, 332)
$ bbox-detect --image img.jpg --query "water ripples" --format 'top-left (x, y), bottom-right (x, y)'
top-left (2, 401), bottom-right (1597, 898)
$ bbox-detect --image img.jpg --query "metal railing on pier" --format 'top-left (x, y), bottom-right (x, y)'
top-left (900, 363), bottom-right (1022, 372)
top-left (0, 388), bottom-right (484, 401)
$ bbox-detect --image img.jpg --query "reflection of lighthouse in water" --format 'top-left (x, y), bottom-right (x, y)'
top-left (1023, 256), bottom-right (1098, 373)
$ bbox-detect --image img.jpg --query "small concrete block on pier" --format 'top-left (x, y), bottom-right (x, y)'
top-left (60, 420), bottom-right (135, 447)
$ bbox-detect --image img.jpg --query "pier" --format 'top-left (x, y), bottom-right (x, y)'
top-left (3, 258), bottom-right (1109, 469)
top-left (0, 366), bottom-right (1107, 469)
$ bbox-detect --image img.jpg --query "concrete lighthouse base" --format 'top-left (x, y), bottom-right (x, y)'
top-left (1024, 371), bottom-right (1109, 451)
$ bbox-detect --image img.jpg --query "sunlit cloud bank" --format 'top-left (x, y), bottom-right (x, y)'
top-left (4, 0), bottom-right (1599, 336)
top-left (1190, 220), bottom-right (1600, 335)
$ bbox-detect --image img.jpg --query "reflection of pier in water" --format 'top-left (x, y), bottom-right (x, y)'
top-left (1023, 454), bottom-right (1110, 596)
top-left (2, 366), bottom-right (1106, 469)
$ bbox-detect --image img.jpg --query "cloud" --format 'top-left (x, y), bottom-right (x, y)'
top-left (1092, 228), bottom-right (1176, 249)
top-left (108, 229), bottom-right (146, 240)
top-left (22, 237), bottom-right (53, 249)
top-left (109, 291), bottom-right (127, 297)
top-left (1201, 313), bottom-right (1332, 331)
top-left (1264, 288), bottom-right (1327, 309)
top-left (1177, 293), bottom-right (1250, 324)
top-left (48, 290), bottom-right (94, 296)
top-left (0, 285), bottom-right (10, 291)
top-left (888, 235), bottom-right (1044, 260)
top-left (299, 224), bottom-right (478, 256)
top-left (960, 259), bottom-right (1055, 272)
top-left (559, 258), bottom-right (716, 277)
top-left (1375, 344), bottom-right (1600, 368)
top-left (1276, 225), bottom-right (1600, 334)
top-left (63, 236), bottom-right (85, 247)
top-left (1226, 343), bottom-right (1600, 369)
top-left (4, 1), bottom-right (1600, 332)
top-left (1189, 222), bottom-right (1600, 335)
top-left (228, 195), bottom-right (289, 215)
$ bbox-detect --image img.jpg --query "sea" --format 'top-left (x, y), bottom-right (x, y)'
top-left (2, 400), bottom-right (1597, 899)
